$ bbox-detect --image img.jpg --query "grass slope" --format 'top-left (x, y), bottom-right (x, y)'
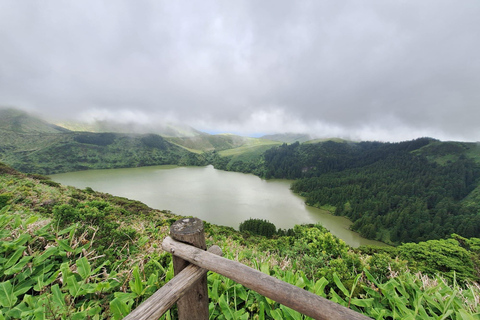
top-left (0, 130), bottom-right (205, 174)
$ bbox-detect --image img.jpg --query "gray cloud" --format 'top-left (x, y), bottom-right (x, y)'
top-left (1, 1), bottom-right (479, 141)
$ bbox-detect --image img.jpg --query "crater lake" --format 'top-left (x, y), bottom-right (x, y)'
top-left (50, 165), bottom-right (386, 247)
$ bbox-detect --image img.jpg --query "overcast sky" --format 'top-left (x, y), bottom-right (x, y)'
top-left (1, 1), bottom-right (479, 141)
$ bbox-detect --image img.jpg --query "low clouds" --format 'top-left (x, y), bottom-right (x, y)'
top-left (1, 1), bottom-right (479, 141)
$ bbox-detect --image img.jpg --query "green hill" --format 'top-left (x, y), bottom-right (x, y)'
top-left (0, 131), bottom-right (206, 175)
top-left (0, 108), bottom-right (69, 133)
top-left (0, 109), bottom-right (206, 174)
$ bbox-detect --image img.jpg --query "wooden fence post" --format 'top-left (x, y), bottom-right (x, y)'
top-left (170, 218), bottom-right (209, 320)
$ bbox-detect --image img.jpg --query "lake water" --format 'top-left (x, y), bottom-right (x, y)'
top-left (50, 165), bottom-right (386, 247)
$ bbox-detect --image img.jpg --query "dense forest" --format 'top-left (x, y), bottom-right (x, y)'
top-left (1, 162), bottom-right (480, 319)
top-left (213, 138), bottom-right (480, 245)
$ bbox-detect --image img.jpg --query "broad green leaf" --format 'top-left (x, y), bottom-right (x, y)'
top-left (233, 309), bottom-right (249, 320)
top-left (4, 246), bottom-right (26, 269)
top-left (260, 262), bottom-right (270, 275)
top-left (76, 257), bottom-right (91, 280)
top-left (12, 215), bottom-right (22, 229)
top-left (210, 278), bottom-right (220, 300)
top-left (333, 273), bottom-right (350, 297)
top-left (51, 284), bottom-right (65, 308)
top-left (110, 297), bottom-right (131, 320)
top-left (235, 284), bottom-right (248, 301)
top-left (269, 308), bottom-right (284, 320)
top-left (0, 280), bottom-right (17, 307)
top-left (71, 311), bottom-right (88, 320)
top-left (129, 266), bottom-right (144, 296)
top-left (113, 292), bottom-right (137, 304)
top-left (24, 215), bottom-right (38, 227)
top-left (312, 277), bottom-right (328, 297)
top-left (137, 236), bottom-right (149, 247)
top-left (95, 282), bottom-right (111, 292)
top-left (0, 230), bottom-right (11, 239)
top-left (218, 294), bottom-right (235, 320)
top-left (32, 246), bottom-right (58, 265)
top-left (13, 278), bottom-right (35, 296)
top-left (60, 262), bottom-right (71, 283)
top-left (13, 233), bottom-right (30, 247)
top-left (294, 276), bottom-right (305, 289)
top-left (4, 255), bottom-right (32, 275)
top-left (329, 288), bottom-right (347, 307)
top-left (350, 298), bottom-right (374, 308)
top-left (7, 302), bottom-right (30, 319)
top-left (258, 301), bottom-right (265, 320)
top-left (280, 305), bottom-right (303, 320)
top-left (56, 239), bottom-right (74, 252)
top-left (456, 309), bottom-right (477, 320)
top-left (67, 275), bottom-right (82, 297)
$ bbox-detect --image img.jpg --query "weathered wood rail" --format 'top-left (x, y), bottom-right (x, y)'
top-left (126, 218), bottom-right (371, 320)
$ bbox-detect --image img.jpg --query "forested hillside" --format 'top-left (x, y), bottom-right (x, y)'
top-left (1, 162), bottom-right (479, 319)
top-left (213, 138), bottom-right (480, 245)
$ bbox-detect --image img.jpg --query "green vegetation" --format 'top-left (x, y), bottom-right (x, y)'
top-left (216, 138), bottom-right (480, 245)
top-left (1, 162), bottom-right (479, 319)
top-left (239, 218), bottom-right (278, 238)
top-left (0, 128), bottom-right (207, 175)
top-left (3, 108), bottom-right (480, 318)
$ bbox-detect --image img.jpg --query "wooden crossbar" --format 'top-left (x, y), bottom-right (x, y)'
top-left (162, 236), bottom-right (371, 320)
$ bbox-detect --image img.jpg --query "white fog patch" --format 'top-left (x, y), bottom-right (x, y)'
top-left (78, 108), bottom-right (179, 126)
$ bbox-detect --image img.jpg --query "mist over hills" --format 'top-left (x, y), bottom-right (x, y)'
top-left (56, 118), bottom-right (203, 138)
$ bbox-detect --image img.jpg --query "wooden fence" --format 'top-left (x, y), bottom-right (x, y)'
top-left (125, 218), bottom-right (371, 320)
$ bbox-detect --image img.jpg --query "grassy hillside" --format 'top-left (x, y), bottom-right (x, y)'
top-left (1, 162), bottom-right (479, 319)
top-left (167, 134), bottom-right (279, 153)
top-left (0, 129), bottom-right (206, 175)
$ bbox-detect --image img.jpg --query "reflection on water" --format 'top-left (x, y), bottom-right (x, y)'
top-left (50, 165), bottom-right (386, 247)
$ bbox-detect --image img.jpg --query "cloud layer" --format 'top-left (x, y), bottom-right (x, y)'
top-left (1, 1), bottom-right (479, 141)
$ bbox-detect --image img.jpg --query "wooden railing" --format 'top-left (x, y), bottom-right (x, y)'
top-left (125, 218), bottom-right (371, 320)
